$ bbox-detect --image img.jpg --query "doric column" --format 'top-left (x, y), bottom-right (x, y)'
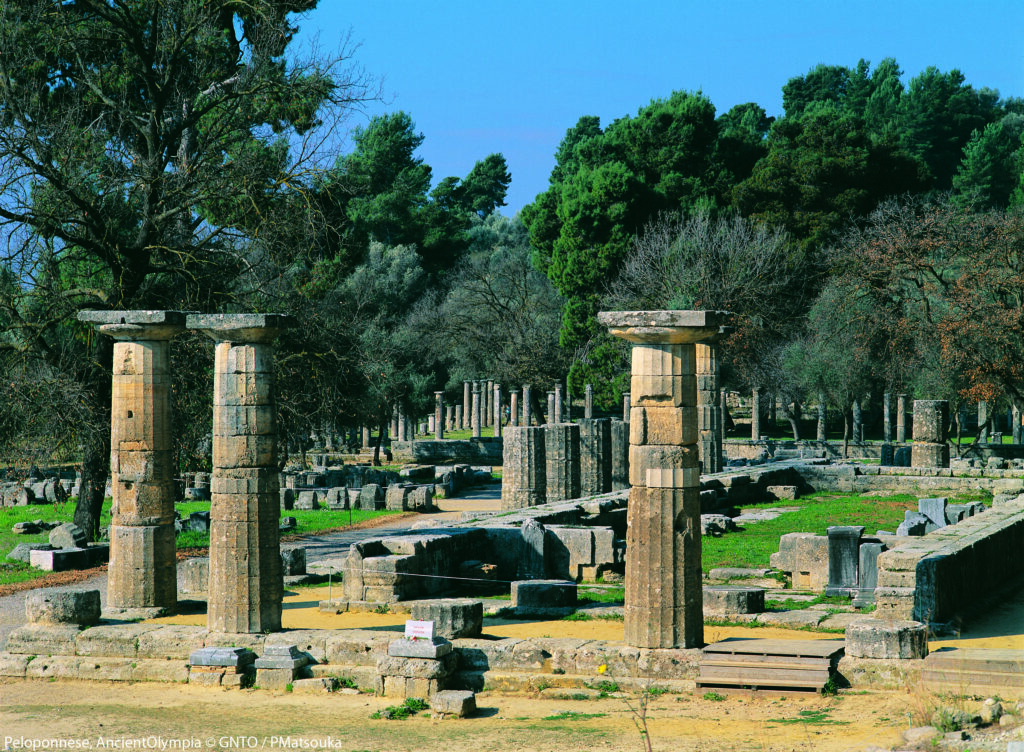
top-left (522, 384), bottom-right (532, 426)
top-left (188, 313), bottom-right (292, 634)
top-left (77, 310), bottom-right (185, 613)
top-left (696, 329), bottom-right (728, 475)
top-left (883, 393), bottom-right (892, 442)
top-left (912, 400), bottom-right (950, 468)
top-left (817, 396), bottom-right (827, 441)
top-left (434, 392), bottom-right (445, 440)
top-left (397, 412), bottom-right (407, 442)
top-left (623, 392), bottom-right (631, 423)
top-left (544, 423), bottom-right (580, 501)
top-left (546, 391), bottom-right (556, 424)
top-left (979, 401), bottom-right (990, 442)
top-left (580, 418), bottom-right (612, 496)
top-left (454, 405), bottom-right (462, 433)
top-left (896, 395), bottom-right (907, 442)
top-left (361, 426), bottom-right (370, 448)
top-left (471, 383), bottom-right (482, 438)
top-left (510, 390), bottom-right (520, 427)
top-left (751, 388), bottom-right (761, 440)
top-left (585, 384), bottom-right (594, 419)
top-left (501, 426), bottom-right (546, 509)
top-left (493, 383), bottom-right (502, 438)
top-left (462, 381), bottom-right (471, 430)
top-left (600, 309), bottom-right (731, 649)
top-left (485, 380), bottom-right (494, 427)
top-left (1014, 405), bottom-right (1022, 445)
top-left (554, 383), bottom-right (564, 423)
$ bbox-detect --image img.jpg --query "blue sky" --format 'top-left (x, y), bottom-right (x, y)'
top-left (298, 1), bottom-right (1024, 215)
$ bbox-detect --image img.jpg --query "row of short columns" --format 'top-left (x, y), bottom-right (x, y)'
top-left (78, 311), bottom-right (290, 633)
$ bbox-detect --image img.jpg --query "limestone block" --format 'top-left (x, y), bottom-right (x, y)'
top-left (294, 490), bottom-right (318, 510)
top-left (511, 580), bottom-right (577, 615)
top-left (189, 646), bottom-right (257, 667)
top-left (431, 689), bottom-right (476, 718)
top-left (766, 485), bottom-right (800, 500)
top-left (544, 424), bottom-right (581, 501)
top-left (388, 637), bottom-right (453, 660)
top-left (912, 400), bottom-right (949, 444)
top-left (212, 434), bottom-right (276, 468)
top-left (501, 426), bottom-right (546, 509)
top-left (75, 624), bottom-right (162, 657)
top-left (324, 630), bottom-right (392, 666)
top-left (580, 418), bottom-right (613, 497)
top-left (112, 481), bottom-right (176, 525)
top-left (376, 652), bottom-right (456, 680)
top-left (48, 523), bottom-right (88, 549)
top-left (111, 449), bottom-right (174, 483)
top-left (769, 532), bottom-right (829, 591)
top-left (26, 588), bottom-right (101, 626)
top-left (131, 659), bottom-right (190, 683)
top-left (280, 547), bottom-right (306, 576)
top-left (912, 443), bottom-right (949, 469)
top-left (210, 467), bottom-right (279, 495)
top-left (845, 619), bottom-right (928, 659)
top-left (179, 557), bottom-right (209, 594)
top-left (385, 485), bottom-right (411, 511)
top-left (628, 445), bottom-right (699, 488)
top-left (702, 586), bottom-right (764, 616)
top-left (410, 599), bottom-right (483, 640)
top-left (629, 343), bottom-right (696, 408)
top-left (610, 419), bottom-right (630, 491)
top-left (136, 625), bottom-right (208, 659)
top-left (359, 484), bottom-right (383, 510)
top-left (6, 543), bottom-right (52, 563)
top-left (629, 406), bottom-right (698, 446)
top-left (107, 524), bottom-right (177, 608)
top-left (5, 624), bottom-right (82, 655)
top-left (29, 547), bottom-right (90, 572)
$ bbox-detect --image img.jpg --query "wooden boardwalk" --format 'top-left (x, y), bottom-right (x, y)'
top-left (697, 638), bottom-right (845, 694)
top-left (921, 648), bottom-right (1024, 699)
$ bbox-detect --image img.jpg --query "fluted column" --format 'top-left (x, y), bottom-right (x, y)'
top-left (188, 313), bottom-right (293, 634)
top-left (696, 329), bottom-right (728, 475)
top-left (601, 309), bottom-right (731, 649)
top-left (546, 391), bottom-right (555, 424)
top-left (510, 390), bottom-right (520, 427)
top-left (434, 392), bottom-right (445, 440)
top-left (522, 384), bottom-right (533, 426)
top-left (493, 383), bottom-right (502, 438)
top-left (78, 310), bottom-right (186, 612)
top-left (501, 426), bottom-right (546, 509)
top-left (585, 384), bottom-right (594, 419)
top-left (554, 383), bottom-right (564, 423)
top-left (462, 381), bottom-right (471, 430)
top-left (896, 394), bottom-right (908, 442)
top-left (471, 383), bottom-right (482, 438)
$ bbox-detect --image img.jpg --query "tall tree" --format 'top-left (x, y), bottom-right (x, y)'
top-left (0, 0), bottom-right (370, 535)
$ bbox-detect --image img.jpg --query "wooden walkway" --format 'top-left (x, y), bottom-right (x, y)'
top-left (697, 638), bottom-right (845, 694)
top-left (922, 648), bottom-right (1024, 699)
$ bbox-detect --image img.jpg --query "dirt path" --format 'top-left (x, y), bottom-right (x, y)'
top-left (0, 677), bottom-right (908, 752)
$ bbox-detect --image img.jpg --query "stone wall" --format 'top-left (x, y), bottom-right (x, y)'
top-left (391, 438), bottom-right (503, 465)
top-left (874, 498), bottom-right (1024, 624)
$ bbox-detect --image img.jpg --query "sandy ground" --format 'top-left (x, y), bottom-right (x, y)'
top-left (0, 676), bottom-right (911, 752)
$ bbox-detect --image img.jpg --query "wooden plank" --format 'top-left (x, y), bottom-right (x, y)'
top-left (699, 666), bottom-right (828, 683)
top-left (700, 654), bottom-right (832, 668)
top-left (702, 659), bottom-right (832, 671)
top-left (696, 676), bottom-right (825, 690)
top-left (702, 638), bottom-right (844, 659)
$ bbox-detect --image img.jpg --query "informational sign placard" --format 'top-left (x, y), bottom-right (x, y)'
top-left (404, 619), bottom-right (435, 640)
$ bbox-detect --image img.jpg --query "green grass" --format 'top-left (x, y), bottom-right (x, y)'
top-left (702, 491), bottom-right (924, 573)
top-left (764, 594), bottom-right (852, 611)
top-left (0, 497), bottom-right (398, 585)
top-left (766, 708), bottom-right (849, 726)
top-left (542, 711), bottom-right (607, 721)
top-left (577, 585), bottom-right (625, 605)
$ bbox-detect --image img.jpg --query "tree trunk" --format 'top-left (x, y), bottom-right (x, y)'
top-left (817, 393), bottom-right (827, 441)
top-left (785, 401), bottom-right (800, 441)
top-left (852, 398), bottom-right (863, 443)
top-left (529, 390), bottom-right (546, 426)
top-left (73, 336), bottom-right (112, 541)
top-left (372, 416), bottom-right (385, 466)
top-left (955, 410), bottom-right (963, 458)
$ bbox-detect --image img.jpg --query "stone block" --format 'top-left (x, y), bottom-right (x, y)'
top-left (359, 484), bottom-right (383, 510)
top-left (179, 557), bottom-right (209, 594)
top-left (189, 646), bottom-right (256, 667)
top-left (294, 490), bottom-right (318, 510)
top-left (6, 543), bottom-right (53, 563)
top-left (388, 637), bottom-right (453, 659)
top-left (385, 485), bottom-right (411, 511)
top-left (580, 418), bottom-right (613, 497)
top-left (918, 497), bottom-right (948, 529)
top-left (137, 625), bottom-right (208, 659)
top-left (431, 689), bottom-right (476, 718)
top-left (629, 406), bottom-right (698, 446)
top-left (896, 511), bottom-right (931, 536)
top-left (765, 485), bottom-right (799, 500)
top-left (825, 526), bottom-right (864, 597)
top-left (511, 580), bottom-right (577, 615)
top-left (912, 443), bottom-right (949, 469)
top-left (410, 599), bottom-right (483, 639)
top-left (501, 426), bottom-right (546, 509)
top-left (845, 618), bottom-right (928, 659)
top-left (912, 400), bottom-right (949, 444)
top-left (279, 488), bottom-right (294, 511)
top-left (75, 623), bottom-right (162, 657)
top-left (280, 547), bottom-right (306, 576)
top-left (254, 643), bottom-right (310, 670)
top-left (324, 487), bottom-right (347, 510)
top-left (769, 533), bottom-right (828, 591)
top-left (611, 419), bottom-right (629, 491)
top-left (408, 485), bottom-right (434, 511)
top-left (893, 446), bottom-right (912, 466)
top-left (702, 586), bottom-right (765, 616)
top-left (544, 424), bottom-right (581, 501)
top-left (48, 523), bottom-right (88, 549)
top-left (5, 624), bottom-right (82, 655)
top-left (188, 511), bottom-right (210, 532)
top-left (628, 444), bottom-right (699, 488)
top-left (26, 589), bottom-right (101, 626)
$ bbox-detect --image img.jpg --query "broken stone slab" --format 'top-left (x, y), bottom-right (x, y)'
top-left (765, 485), bottom-right (800, 500)
top-left (387, 637), bottom-right (453, 660)
top-left (702, 586), bottom-right (765, 616)
top-left (48, 523), bottom-right (88, 549)
top-left (707, 567), bottom-right (771, 581)
top-left (26, 588), bottom-right (101, 626)
top-left (12, 521), bottom-right (42, 535)
top-left (917, 497), bottom-right (948, 529)
top-left (6, 543), bottom-right (53, 563)
top-left (279, 516), bottom-right (297, 532)
top-left (700, 514), bottom-right (735, 536)
top-left (29, 547), bottom-right (90, 572)
top-left (188, 646), bottom-right (257, 667)
top-left (431, 689), bottom-right (476, 718)
top-left (896, 511), bottom-right (931, 537)
top-left (280, 547), bottom-right (306, 576)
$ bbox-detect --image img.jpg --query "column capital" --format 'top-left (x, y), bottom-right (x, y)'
top-left (598, 310), bottom-right (732, 344)
top-left (78, 310), bottom-right (191, 341)
top-left (187, 313), bottom-right (295, 343)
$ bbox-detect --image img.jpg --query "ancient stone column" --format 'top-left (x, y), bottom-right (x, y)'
top-left (427, 414), bottom-right (435, 434)
top-left (471, 383), bottom-right (482, 438)
top-left (390, 411), bottom-right (399, 441)
top-left (600, 309), bottom-right (731, 649)
top-left (501, 426), bottom-right (546, 510)
top-left (852, 398), bottom-right (863, 444)
top-left (434, 392), bottom-right (445, 440)
top-left (1014, 405), bottom-right (1022, 445)
top-left (585, 384), bottom-right (594, 419)
top-left (454, 405), bottom-right (463, 433)
top-left (912, 399), bottom-right (950, 468)
top-left (751, 388), bottom-right (761, 440)
top-left (446, 405), bottom-right (455, 431)
top-left (188, 313), bottom-right (293, 634)
top-left (462, 382), bottom-right (471, 430)
top-left (883, 393), bottom-right (892, 442)
top-left (77, 310), bottom-right (185, 613)
top-left (522, 384), bottom-right (533, 426)
top-left (510, 391), bottom-right (520, 427)
top-left (817, 397), bottom-right (827, 441)
top-left (896, 395), bottom-right (907, 442)
top-left (696, 331), bottom-right (726, 475)
top-left (397, 413), bottom-right (407, 442)
top-left (720, 389), bottom-right (728, 448)
top-left (485, 380), bottom-right (494, 427)
top-left (554, 383), bottom-right (564, 423)
top-left (493, 383), bottom-right (503, 438)
top-left (580, 418), bottom-right (612, 496)
top-left (611, 418), bottom-right (630, 491)
top-left (623, 392), bottom-right (631, 423)
top-left (544, 423), bottom-right (581, 501)
top-left (361, 426), bottom-right (370, 448)
top-left (546, 391), bottom-right (556, 424)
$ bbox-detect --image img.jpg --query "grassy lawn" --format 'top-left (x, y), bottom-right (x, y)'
top-left (701, 489), bottom-right (989, 574)
top-left (1, 499), bottom-right (401, 586)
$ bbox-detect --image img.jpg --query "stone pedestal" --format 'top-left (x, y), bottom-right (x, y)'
top-left (188, 313), bottom-right (292, 634)
top-left (501, 426), bottom-right (546, 509)
top-left (825, 525), bottom-right (865, 597)
top-left (434, 392), bottom-right (445, 440)
top-left (471, 384), bottom-right (482, 438)
top-left (544, 423), bottom-right (580, 501)
top-left (896, 394), bottom-right (908, 442)
top-left (579, 418), bottom-right (612, 496)
top-left (585, 384), bottom-right (594, 419)
top-left (522, 384), bottom-right (532, 426)
top-left (912, 400), bottom-right (949, 468)
top-left (845, 619), bottom-right (928, 659)
top-left (77, 310), bottom-right (186, 612)
top-left (377, 638), bottom-right (455, 698)
top-left (600, 309), bottom-right (731, 648)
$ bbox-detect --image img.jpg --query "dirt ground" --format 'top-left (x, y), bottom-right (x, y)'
top-left (0, 676), bottom-right (910, 752)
